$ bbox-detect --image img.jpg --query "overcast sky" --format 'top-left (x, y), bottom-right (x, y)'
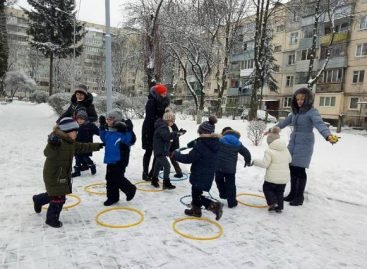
top-left (16, 0), bottom-right (131, 27)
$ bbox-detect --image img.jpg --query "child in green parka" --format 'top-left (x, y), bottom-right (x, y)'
top-left (32, 117), bottom-right (103, 228)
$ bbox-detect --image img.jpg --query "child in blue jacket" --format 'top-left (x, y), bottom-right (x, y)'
top-left (173, 116), bottom-right (223, 220)
top-left (99, 111), bottom-right (137, 206)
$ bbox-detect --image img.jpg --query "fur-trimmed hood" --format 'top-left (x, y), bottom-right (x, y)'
top-left (53, 127), bottom-right (75, 144)
top-left (70, 92), bottom-right (94, 107)
top-left (220, 130), bottom-right (241, 147)
top-left (291, 87), bottom-right (314, 114)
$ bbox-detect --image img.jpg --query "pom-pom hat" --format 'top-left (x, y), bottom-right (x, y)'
top-left (58, 117), bottom-right (79, 133)
top-left (198, 115), bottom-right (217, 134)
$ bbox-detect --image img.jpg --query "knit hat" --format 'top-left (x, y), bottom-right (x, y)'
top-left (162, 108), bottom-right (175, 122)
top-left (267, 126), bottom-right (281, 145)
top-left (58, 117), bottom-right (79, 133)
top-left (153, 83), bottom-right (168, 96)
top-left (106, 110), bottom-right (123, 122)
top-left (76, 110), bottom-right (88, 120)
top-left (198, 115), bottom-right (217, 134)
top-left (74, 84), bottom-right (88, 96)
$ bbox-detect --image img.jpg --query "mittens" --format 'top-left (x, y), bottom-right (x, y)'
top-left (48, 133), bottom-right (61, 147)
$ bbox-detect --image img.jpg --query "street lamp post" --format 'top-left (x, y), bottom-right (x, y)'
top-left (105, 0), bottom-right (113, 112)
top-left (55, 7), bottom-right (76, 91)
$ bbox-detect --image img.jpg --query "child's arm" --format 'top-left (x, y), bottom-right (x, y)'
top-left (253, 150), bottom-right (271, 168)
top-left (174, 147), bottom-right (200, 164)
top-left (239, 144), bottom-right (252, 165)
top-left (91, 123), bottom-right (100, 136)
top-left (74, 142), bottom-right (103, 154)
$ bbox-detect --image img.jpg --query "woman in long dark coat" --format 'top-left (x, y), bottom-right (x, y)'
top-left (141, 84), bottom-right (170, 180)
top-left (57, 84), bottom-right (98, 123)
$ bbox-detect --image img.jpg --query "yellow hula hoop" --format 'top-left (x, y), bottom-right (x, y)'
top-left (134, 180), bottom-right (163, 192)
top-left (42, 194), bottom-right (81, 210)
top-left (172, 217), bottom-right (223, 241)
top-left (236, 193), bottom-right (268, 208)
top-left (96, 207), bottom-right (144, 229)
top-left (84, 182), bottom-right (106, 195)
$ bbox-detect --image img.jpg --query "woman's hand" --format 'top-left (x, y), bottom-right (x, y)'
top-left (327, 134), bottom-right (340, 144)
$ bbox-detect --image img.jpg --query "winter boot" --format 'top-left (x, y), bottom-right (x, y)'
top-left (207, 201), bottom-right (224, 221)
top-left (290, 177), bottom-right (307, 206)
top-left (80, 165), bottom-right (89, 171)
top-left (163, 179), bottom-right (176, 190)
top-left (184, 205), bottom-right (202, 218)
top-left (151, 177), bottom-right (160, 188)
top-left (71, 166), bottom-right (81, 178)
top-left (103, 199), bottom-right (119, 206)
top-left (284, 176), bottom-right (297, 202)
top-left (33, 196), bottom-right (42, 213)
top-left (89, 164), bottom-right (97, 175)
top-left (173, 173), bottom-right (183, 178)
top-left (142, 172), bottom-right (151, 181)
top-left (126, 185), bottom-right (137, 201)
top-left (45, 202), bottom-right (63, 228)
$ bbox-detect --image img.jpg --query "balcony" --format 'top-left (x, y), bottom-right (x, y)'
top-left (240, 68), bottom-right (254, 77)
top-left (230, 53), bottom-right (244, 62)
top-left (299, 37), bottom-right (319, 50)
top-left (319, 56), bottom-right (347, 69)
top-left (295, 59), bottom-right (318, 72)
top-left (316, 83), bottom-right (343, 93)
top-left (227, 87), bottom-right (240, 96)
top-left (320, 31), bottom-right (350, 46)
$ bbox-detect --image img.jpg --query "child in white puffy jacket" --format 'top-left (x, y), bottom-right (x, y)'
top-left (253, 127), bottom-right (292, 213)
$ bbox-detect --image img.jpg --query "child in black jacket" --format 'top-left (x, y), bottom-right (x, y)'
top-left (71, 110), bottom-right (100, 177)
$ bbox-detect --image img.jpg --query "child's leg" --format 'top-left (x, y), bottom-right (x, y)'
top-left (215, 171), bottom-right (226, 199)
top-left (184, 187), bottom-right (202, 217)
top-left (46, 195), bottom-right (65, 228)
top-left (263, 181), bottom-right (277, 208)
top-left (117, 165), bottom-right (137, 201)
top-left (104, 164), bottom-right (120, 205)
top-left (160, 156), bottom-right (175, 190)
top-left (224, 173), bottom-right (237, 208)
top-left (275, 184), bottom-right (286, 210)
top-left (72, 155), bottom-right (83, 177)
top-left (142, 148), bottom-right (153, 179)
top-left (151, 156), bottom-right (162, 188)
top-left (82, 155), bottom-right (96, 175)
top-left (32, 192), bottom-right (50, 213)
top-left (169, 155), bottom-right (182, 177)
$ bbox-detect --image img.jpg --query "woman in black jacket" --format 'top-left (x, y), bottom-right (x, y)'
top-left (57, 84), bottom-right (98, 123)
top-left (141, 83), bottom-right (170, 180)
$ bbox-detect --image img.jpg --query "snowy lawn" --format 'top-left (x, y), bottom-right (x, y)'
top-left (0, 101), bottom-right (366, 268)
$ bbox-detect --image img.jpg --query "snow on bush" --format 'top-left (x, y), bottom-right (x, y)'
top-left (29, 90), bottom-right (48, 103)
top-left (247, 120), bottom-right (266, 146)
top-left (4, 71), bottom-right (36, 99)
top-left (47, 92), bottom-right (72, 115)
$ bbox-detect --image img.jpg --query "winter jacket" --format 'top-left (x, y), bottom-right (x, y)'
top-left (153, 119), bottom-right (179, 157)
top-left (99, 128), bottom-right (134, 165)
top-left (174, 133), bottom-right (220, 192)
top-left (141, 89), bottom-right (170, 150)
top-left (276, 88), bottom-right (331, 168)
top-left (58, 93), bottom-right (98, 123)
top-left (216, 130), bottom-right (252, 174)
top-left (43, 128), bottom-right (102, 196)
top-left (76, 122), bottom-right (100, 156)
top-left (169, 123), bottom-right (180, 152)
top-left (253, 139), bottom-right (292, 184)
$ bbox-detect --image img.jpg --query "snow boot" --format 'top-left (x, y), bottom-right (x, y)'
top-left (284, 176), bottom-right (297, 202)
top-left (142, 172), bottom-right (151, 181)
top-left (103, 199), bottom-right (119, 206)
top-left (45, 201), bottom-right (63, 228)
top-left (173, 173), bottom-right (183, 178)
top-left (290, 177), bottom-right (307, 206)
top-left (89, 164), bottom-right (96, 175)
top-left (151, 177), bottom-right (160, 188)
top-left (126, 185), bottom-right (137, 201)
top-left (163, 179), bottom-right (176, 190)
top-left (184, 205), bottom-right (202, 218)
top-left (32, 193), bottom-right (49, 213)
top-left (71, 166), bottom-right (81, 178)
top-left (207, 201), bottom-right (224, 220)
top-left (80, 165), bottom-right (89, 171)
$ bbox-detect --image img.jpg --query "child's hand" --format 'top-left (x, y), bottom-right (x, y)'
top-left (99, 115), bottom-right (107, 129)
top-left (178, 128), bottom-right (187, 135)
top-left (244, 161), bottom-right (253, 168)
top-left (98, 143), bottom-right (105, 149)
top-left (115, 122), bottom-right (127, 133)
top-left (48, 133), bottom-right (61, 146)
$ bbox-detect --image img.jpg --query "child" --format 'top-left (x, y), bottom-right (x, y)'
top-left (253, 127), bottom-right (292, 213)
top-left (173, 116), bottom-right (224, 220)
top-left (32, 117), bottom-right (103, 228)
top-left (71, 110), bottom-right (100, 177)
top-left (99, 111), bottom-right (137, 206)
top-left (151, 109), bottom-right (185, 189)
top-left (169, 122), bottom-right (186, 178)
top-left (215, 127), bottom-right (252, 208)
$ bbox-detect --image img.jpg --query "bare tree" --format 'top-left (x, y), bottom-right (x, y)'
top-left (247, 120), bottom-right (266, 146)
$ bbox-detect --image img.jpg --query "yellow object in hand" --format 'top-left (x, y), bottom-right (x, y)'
top-left (328, 134), bottom-right (340, 144)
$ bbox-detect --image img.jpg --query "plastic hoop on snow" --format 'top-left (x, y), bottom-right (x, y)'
top-left (158, 171), bottom-right (189, 181)
top-left (236, 193), bottom-right (268, 208)
top-left (96, 207), bottom-right (144, 229)
top-left (172, 217), bottom-right (223, 240)
top-left (134, 181), bottom-right (163, 192)
top-left (84, 182), bottom-right (106, 195)
top-left (42, 194), bottom-right (81, 210)
top-left (179, 194), bottom-right (192, 208)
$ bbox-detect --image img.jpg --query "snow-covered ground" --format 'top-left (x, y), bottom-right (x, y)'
top-left (1, 101), bottom-right (367, 269)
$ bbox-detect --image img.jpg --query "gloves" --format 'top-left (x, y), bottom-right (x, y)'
top-left (124, 119), bottom-right (134, 132)
top-left (98, 143), bottom-right (105, 149)
top-left (244, 161), bottom-right (253, 168)
top-left (187, 140), bottom-right (196, 148)
top-left (130, 131), bottom-right (137, 145)
top-left (99, 115), bottom-right (107, 129)
top-left (328, 134), bottom-right (340, 144)
top-left (48, 133), bottom-right (61, 147)
top-left (115, 122), bottom-right (127, 133)
top-left (178, 128), bottom-right (187, 135)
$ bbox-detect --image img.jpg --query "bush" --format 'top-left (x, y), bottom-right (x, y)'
top-left (48, 92), bottom-right (72, 115)
top-left (247, 120), bottom-right (266, 146)
top-left (29, 90), bottom-right (48, 103)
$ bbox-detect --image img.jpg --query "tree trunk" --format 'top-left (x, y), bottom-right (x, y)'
top-left (48, 54), bottom-right (54, 96)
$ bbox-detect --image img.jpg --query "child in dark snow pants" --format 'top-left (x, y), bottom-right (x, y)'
top-left (33, 117), bottom-right (103, 228)
top-left (215, 127), bottom-right (252, 208)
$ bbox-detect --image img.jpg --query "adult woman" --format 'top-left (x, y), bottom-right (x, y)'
top-left (274, 87), bottom-right (337, 206)
top-left (57, 84), bottom-right (97, 123)
top-left (141, 83), bottom-right (170, 180)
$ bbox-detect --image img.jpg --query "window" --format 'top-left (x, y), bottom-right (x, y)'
top-left (290, 32), bottom-right (298, 45)
top-left (319, 96), bottom-right (336, 107)
top-left (349, 97), bottom-right (359, 110)
top-left (276, 25), bottom-right (285, 32)
top-left (243, 59), bottom-right (254, 69)
top-left (360, 16), bottom-right (367, 30)
top-left (274, 45), bottom-right (282, 52)
top-left (356, 43), bottom-right (367, 56)
top-left (301, 49), bottom-right (312, 60)
top-left (352, 70), bottom-right (365, 83)
top-left (286, 76), bottom-right (294, 87)
top-left (288, 54), bottom-right (295, 65)
top-left (283, 97), bottom-right (292, 108)
top-left (321, 68), bottom-right (344, 83)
